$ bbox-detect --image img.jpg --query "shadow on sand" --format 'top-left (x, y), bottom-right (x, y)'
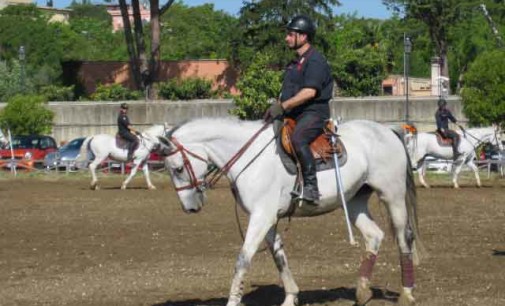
top-left (153, 284), bottom-right (399, 306)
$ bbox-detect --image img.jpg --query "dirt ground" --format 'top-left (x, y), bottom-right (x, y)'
top-left (0, 172), bottom-right (504, 306)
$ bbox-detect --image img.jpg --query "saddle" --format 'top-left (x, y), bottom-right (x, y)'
top-left (435, 130), bottom-right (459, 147)
top-left (115, 133), bottom-right (139, 151)
top-left (280, 118), bottom-right (347, 172)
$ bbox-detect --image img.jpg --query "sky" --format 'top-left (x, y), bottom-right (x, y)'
top-left (38, 0), bottom-right (392, 19)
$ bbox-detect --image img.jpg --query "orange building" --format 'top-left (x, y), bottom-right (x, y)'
top-left (103, 3), bottom-right (151, 32)
top-left (72, 59), bottom-right (239, 96)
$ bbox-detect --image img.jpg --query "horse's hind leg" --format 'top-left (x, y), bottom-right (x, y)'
top-left (380, 191), bottom-right (416, 305)
top-left (265, 227), bottom-right (299, 306)
top-left (347, 186), bottom-right (383, 306)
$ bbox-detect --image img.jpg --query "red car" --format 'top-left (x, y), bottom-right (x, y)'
top-left (0, 135), bottom-right (58, 170)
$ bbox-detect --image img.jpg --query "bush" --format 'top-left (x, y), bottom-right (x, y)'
top-left (157, 78), bottom-right (213, 100)
top-left (39, 85), bottom-right (75, 101)
top-left (90, 83), bottom-right (142, 101)
top-left (231, 52), bottom-right (282, 120)
top-left (0, 94), bottom-right (54, 135)
top-left (461, 50), bottom-right (505, 127)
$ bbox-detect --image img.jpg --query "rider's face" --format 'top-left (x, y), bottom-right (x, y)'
top-left (285, 31), bottom-right (307, 49)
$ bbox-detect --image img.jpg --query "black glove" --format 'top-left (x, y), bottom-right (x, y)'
top-left (263, 103), bottom-right (284, 123)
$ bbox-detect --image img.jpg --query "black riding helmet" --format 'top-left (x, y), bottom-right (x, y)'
top-left (120, 103), bottom-right (128, 110)
top-left (286, 15), bottom-right (316, 42)
top-left (437, 98), bottom-right (447, 107)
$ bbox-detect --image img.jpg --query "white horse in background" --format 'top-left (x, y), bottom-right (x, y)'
top-left (161, 117), bottom-right (423, 306)
top-left (405, 125), bottom-right (503, 188)
top-left (77, 123), bottom-right (170, 190)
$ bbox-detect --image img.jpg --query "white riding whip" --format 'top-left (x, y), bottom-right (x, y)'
top-left (329, 127), bottom-right (356, 246)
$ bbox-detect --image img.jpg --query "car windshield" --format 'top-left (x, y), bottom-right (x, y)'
top-left (61, 138), bottom-right (84, 150)
top-left (10, 137), bottom-right (38, 149)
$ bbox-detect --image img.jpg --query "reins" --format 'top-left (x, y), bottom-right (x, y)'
top-left (202, 121), bottom-right (272, 189)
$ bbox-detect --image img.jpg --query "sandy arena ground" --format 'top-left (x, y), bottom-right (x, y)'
top-left (0, 172), bottom-right (504, 306)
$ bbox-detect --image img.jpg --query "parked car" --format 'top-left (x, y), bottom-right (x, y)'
top-left (44, 137), bottom-right (88, 170)
top-left (0, 135), bottom-right (58, 170)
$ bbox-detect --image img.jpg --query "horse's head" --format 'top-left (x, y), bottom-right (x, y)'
top-left (159, 135), bottom-right (210, 213)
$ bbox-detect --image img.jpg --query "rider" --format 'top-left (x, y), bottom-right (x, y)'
top-left (117, 103), bottom-right (139, 160)
top-left (263, 15), bottom-right (334, 205)
top-left (435, 98), bottom-right (461, 159)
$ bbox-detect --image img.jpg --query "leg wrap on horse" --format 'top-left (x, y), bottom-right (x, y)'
top-left (400, 253), bottom-right (415, 288)
top-left (359, 252), bottom-right (377, 279)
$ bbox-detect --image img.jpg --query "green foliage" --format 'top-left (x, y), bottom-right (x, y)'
top-left (328, 16), bottom-right (388, 96)
top-left (90, 84), bottom-right (142, 101)
top-left (461, 50), bottom-right (505, 127)
top-left (231, 52), bottom-right (282, 120)
top-left (0, 95), bottom-right (54, 135)
top-left (157, 78), bottom-right (213, 100)
top-left (161, 3), bottom-right (237, 60)
top-left (39, 85), bottom-right (75, 101)
top-left (0, 60), bottom-right (33, 101)
top-left (233, 0), bottom-right (339, 68)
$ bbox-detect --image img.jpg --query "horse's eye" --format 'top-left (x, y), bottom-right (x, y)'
top-left (174, 166), bottom-right (184, 174)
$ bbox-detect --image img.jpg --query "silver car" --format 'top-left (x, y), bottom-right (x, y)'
top-left (44, 137), bottom-right (88, 170)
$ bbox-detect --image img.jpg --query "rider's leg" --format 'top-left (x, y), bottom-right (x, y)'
top-left (291, 113), bottom-right (325, 204)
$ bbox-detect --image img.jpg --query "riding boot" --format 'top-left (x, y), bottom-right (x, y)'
top-left (452, 138), bottom-right (461, 160)
top-left (293, 145), bottom-right (320, 205)
top-left (127, 142), bottom-right (134, 160)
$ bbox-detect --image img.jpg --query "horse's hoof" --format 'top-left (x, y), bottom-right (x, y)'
top-left (90, 184), bottom-right (98, 190)
top-left (398, 288), bottom-right (415, 306)
top-left (121, 185), bottom-right (127, 190)
top-left (281, 293), bottom-right (299, 306)
top-left (356, 277), bottom-right (372, 306)
top-left (148, 185), bottom-right (157, 190)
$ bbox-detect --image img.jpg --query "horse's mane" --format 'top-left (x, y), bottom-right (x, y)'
top-left (167, 117), bottom-right (263, 143)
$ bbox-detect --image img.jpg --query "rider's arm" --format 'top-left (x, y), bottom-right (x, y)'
top-left (448, 112), bottom-right (457, 124)
top-left (280, 88), bottom-right (317, 111)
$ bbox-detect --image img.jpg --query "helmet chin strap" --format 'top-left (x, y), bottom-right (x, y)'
top-left (292, 34), bottom-right (308, 50)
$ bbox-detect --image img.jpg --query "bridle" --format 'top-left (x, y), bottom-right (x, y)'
top-left (462, 127), bottom-right (502, 149)
top-left (165, 122), bottom-right (272, 193)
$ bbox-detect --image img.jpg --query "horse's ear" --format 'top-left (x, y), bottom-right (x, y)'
top-left (157, 136), bottom-right (175, 155)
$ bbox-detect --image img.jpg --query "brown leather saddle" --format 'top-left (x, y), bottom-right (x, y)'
top-left (115, 134), bottom-right (139, 151)
top-left (435, 130), bottom-right (458, 147)
top-left (280, 118), bottom-right (346, 171)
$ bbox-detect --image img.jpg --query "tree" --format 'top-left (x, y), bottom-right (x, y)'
top-left (107, 0), bottom-right (176, 94)
top-left (383, 0), bottom-right (467, 80)
top-left (460, 49), bottom-right (505, 127)
top-left (0, 95), bottom-right (54, 135)
top-left (328, 16), bottom-right (389, 96)
top-left (233, 0), bottom-right (340, 68)
top-left (231, 52), bottom-right (282, 120)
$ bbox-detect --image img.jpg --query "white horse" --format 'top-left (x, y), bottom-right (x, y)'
top-left (161, 117), bottom-right (423, 306)
top-left (405, 125), bottom-right (503, 188)
top-left (77, 123), bottom-right (170, 190)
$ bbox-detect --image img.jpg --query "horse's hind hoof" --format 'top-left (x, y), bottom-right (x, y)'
top-left (356, 277), bottom-right (372, 306)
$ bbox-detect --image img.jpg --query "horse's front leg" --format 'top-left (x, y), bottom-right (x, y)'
top-left (141, 162), bottom-right (156, 190)
top-left (227, 214), bottom-right (275, 306)
top-left (88, 159), bottom-right (101, 190)
top-left (451, 161), bottom-right (464, 189)
top-left (121, 160), bottom-right (141, 190)
top-left (465, 159), bottom-right (481, 188)
top-left (265, 227), bottom-right (299, 306)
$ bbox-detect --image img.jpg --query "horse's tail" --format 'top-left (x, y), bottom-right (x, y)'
top-left (392, 129), bottom-right (426, 265)
top-left (76, 136), bottom-right (93, 169)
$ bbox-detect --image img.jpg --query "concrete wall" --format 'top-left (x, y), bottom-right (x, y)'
top-left (0, 96), bottom-right (464, 144)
